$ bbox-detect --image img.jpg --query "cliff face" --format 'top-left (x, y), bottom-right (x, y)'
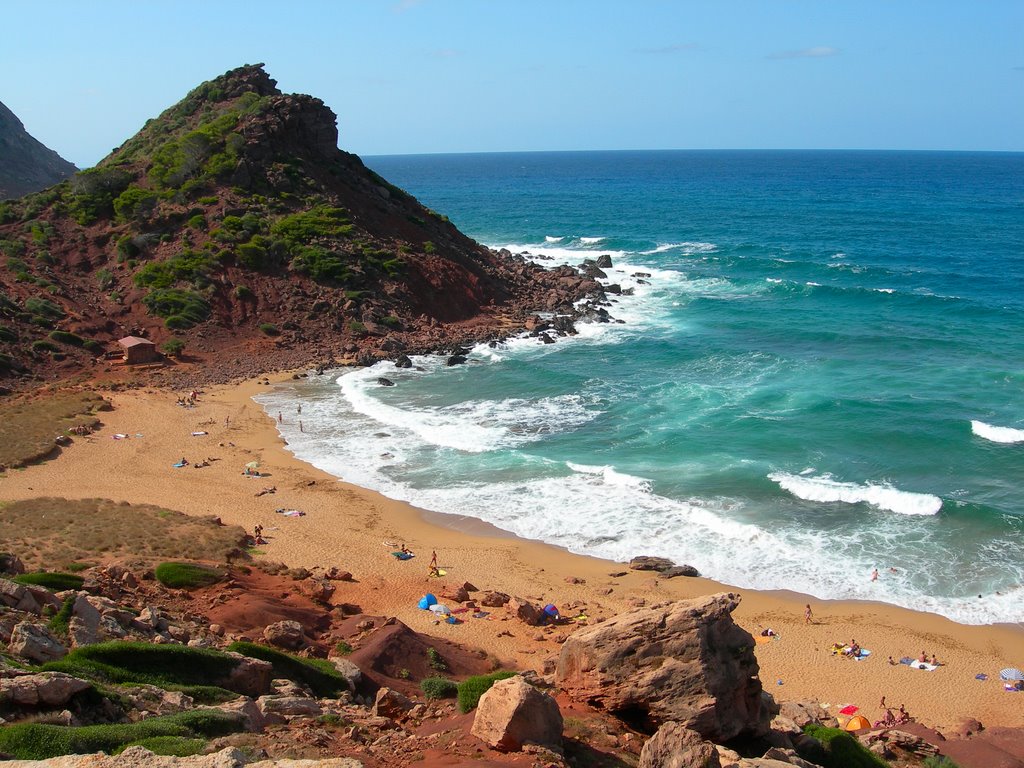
top-left (0, 65), bottom-right (601, 387)
top-left (0, 101), bottom-right (77, 200)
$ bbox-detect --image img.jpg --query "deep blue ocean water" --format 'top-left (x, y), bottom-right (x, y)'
top-left (256, 150), bottom-right (1024, 625)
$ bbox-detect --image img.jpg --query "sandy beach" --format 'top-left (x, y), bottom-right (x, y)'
top-left (3, 372), bottom-right (1023, 733)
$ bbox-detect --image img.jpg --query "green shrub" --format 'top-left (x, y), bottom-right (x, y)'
top-left (112, 186), bottom-right (158, 223)
top-left (0, 708), bottom-right (242, 760)
top-left (188, 214), bottom-right (206, 230)
top-left (456, 671), bottom-right (517, 713)
top-left (232, 285), bottom-right (253, 300)
top-left (47, 596), bottom-right (76, 638)
top-left (96, 268), bottom-right (114, 291)
top-left (270, 205), bottom-right (352, 248)
top-left (24, 296), bottom-right (65, 320)
top-left (290, 246), bottom-right (350, 283)
top-left (803, 724), bottom-right (891, 768)
top-left (114, 736), bottom-right (206, 757)
top-left (197, 196), bottom-right (218, 205)
top-left (13, 572), bottom-right (85, 591)
top-left (420, 677), bottom-right (458, 700)
top-left (31, 340), bottom-right (60, 354)
top-left (334, 640), bottom-right (353, 656)
top-left (142, 289), bottom-right (210, 327)
top-left (0, 324), bottom-right (18, 342)
top-left (258, 323), bottom-right (278, 336)
top-left (225, 641), bottom-right (349, 697)
top-left (423, 240), bottom-right (436, 254)
top-left (427, 647), bottom-right (447, 671)
top-left (160, 338), bottom-right (186, 358)
top-left (154, 562), bottom-right (223, 589)
top-left (922, 759), bottom-right (960, 768)
top-left (48, 330), bottom-right (85, 347)
top-left (133, 250), bottom-right (218, 290)
top-left (236, 240), bottom-right (268, 269)
top-left (68, 167), bottom-right (132, 224)
top-left (41, 642), bottom-right (242, 699)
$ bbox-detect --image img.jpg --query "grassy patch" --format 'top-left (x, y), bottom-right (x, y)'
top-left (47, 596), bottom-right (76, 638)
top-left (456, 670), bottom-right (517, 713)
top-left (41, 641), bottom-right (242, 700)
top-left (0, 498), bottom-right (245, 572)
top-left (114, 735), bottom-right (207, 757)
top-left (225, 642), bottom-right (348, 697)
top-left (0, 708), bottom-right (242, 760)
top-left (803, 724), bottom-right (891, 768)
top-left (0, 391), bottom-right (108, 469)
top-left (154, 562), bottom-right (224, 589)
top-left (12, 572), bottom-right (85, 591)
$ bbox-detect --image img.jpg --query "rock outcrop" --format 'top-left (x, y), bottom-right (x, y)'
top-left (555, 593), bottom-right (770, 741)
top-left (0, 100), bottom-right (77, 199)
top-left (470, 675), bottom-right (563, 752)
top-left (638, 722), bottom-right (722, 768)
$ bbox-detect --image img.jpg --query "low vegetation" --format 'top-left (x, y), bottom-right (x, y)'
top-left (0, 709), bottom-right (243, 760)
top-left (803, 724), bottom-right (891, 768)
top-left (11, 571), bottom-right (85, 591)
top-left (419, 676), bottom-right (458, 700)
top-left (456, 670), bottom-right (517, 713)
top-left (41, 642), bottom-right (242, 701)
top-left (0, 498), bottom-right (245, 571)
top-left (153, 562), bottom-right (224, 589)
top-left (0, 391), bottom-right (108, 470)
top-left (226, 641), bottom-right (349, 697)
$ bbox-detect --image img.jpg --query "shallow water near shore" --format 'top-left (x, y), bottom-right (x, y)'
top-left (256, 150), bottom-right (1024, 626)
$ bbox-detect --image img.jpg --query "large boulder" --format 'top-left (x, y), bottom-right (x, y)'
top-left (471, 675), bottom-right (562, 752)
top-left (8, 622), bottom-right (67, 663)
top-left (0, 745), bottom-right (363, 767)
top-left (263, 620), bottom-right (306, 650)
top-left (0, 672), bottom-right (92, 708)
top-left (222, 653), bottom-right (274, 697)
top-left (639, 722), bottom-right (721, 768)
top-left (555, 593), bottom-right (770, 742)
top-left (0, 553), bottom-right (25, 576)
top-left (0, 578), bottom-right (41, 614)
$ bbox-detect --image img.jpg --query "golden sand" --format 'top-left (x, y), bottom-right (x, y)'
top-left (3, 373), bottom-right (1022, 731)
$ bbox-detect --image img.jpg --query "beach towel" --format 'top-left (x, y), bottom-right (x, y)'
top-left (428, 568), bottom-right (447, 577)
top-left (445, 615), bottom-right (460, 624)
top-left (391, 551), bottom-right (415, 560)
top-left (472, 611), bottom-right (490, 619)
top-left (173, 461), bottom-right (187, 468)
top-left (275, 509), bottom-right (305, 517)
top-left (976, 673), bottom-right (989, 681)
top-left (899, 657), bottom-right (914, 665)
top-left (909, 661), bottom-right (939, 671)
top-left (113, 434), bottom-right (130, 440)
top-left (839, 705), bottom-right (860, 715)
top-left (191, 431), bottom-right (208, 436)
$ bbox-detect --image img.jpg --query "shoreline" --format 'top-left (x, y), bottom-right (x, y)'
top-left (2, 372), bottom-right (1022, 731)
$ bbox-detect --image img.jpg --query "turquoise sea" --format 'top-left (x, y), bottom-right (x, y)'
top-left (256, 150), bottom-right (1024, 625)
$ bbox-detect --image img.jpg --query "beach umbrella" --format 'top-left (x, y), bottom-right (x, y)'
top-left (1000, 668), bottom-right (1024, 681)
top-left (244, 461), bottom-right (260, 470)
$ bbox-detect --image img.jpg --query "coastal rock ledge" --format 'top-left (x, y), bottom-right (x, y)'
top-left (0, 745), bottom-right (363, 768)
top-left (555, 592), bottom-right (770, 742)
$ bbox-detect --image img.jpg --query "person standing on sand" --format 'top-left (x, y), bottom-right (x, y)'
top-left (804, 604), bottom-right (813, 624)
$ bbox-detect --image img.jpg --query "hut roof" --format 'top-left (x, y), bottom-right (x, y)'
top-left (117, 336), bottom-right (156, 348)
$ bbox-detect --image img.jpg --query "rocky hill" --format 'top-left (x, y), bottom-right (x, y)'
top-left (0, 64), bottom-right (602, 388)
top-left (0, 101), bottom-right (77, 200)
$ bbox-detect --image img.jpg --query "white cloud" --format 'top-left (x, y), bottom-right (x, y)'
top-left (768, 46), bottom-right (840, 60)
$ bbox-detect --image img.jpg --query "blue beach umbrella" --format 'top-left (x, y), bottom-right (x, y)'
top-left (1000, 668), bottom-right (1024, 681)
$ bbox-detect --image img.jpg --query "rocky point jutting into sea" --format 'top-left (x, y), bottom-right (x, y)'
top-left (0, 63), bottom-right (605, 391)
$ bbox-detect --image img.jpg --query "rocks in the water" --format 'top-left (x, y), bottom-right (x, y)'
top-left (393, 354), bottom-right (412, 369)
top-left (628, 556), bottom-right (700, 578)
top-left (638, 722), bottom-right (721, 768)
top-left (596, 254), bottom-right (613, 269)
top-left (555, 593), bottom-right (771, 742)
top-left (471, 675), bottom-right (563, 752)
top-left (376, 377), bottom-right (395, 386)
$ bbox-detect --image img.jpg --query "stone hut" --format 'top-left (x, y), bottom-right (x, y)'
top-left (117, 336), bottom-right (160, 364)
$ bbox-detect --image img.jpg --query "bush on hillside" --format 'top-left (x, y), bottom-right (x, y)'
top-left (803, 724), bottom-right (891, 768)
top-left (420, 677), bottom-right (458, 700)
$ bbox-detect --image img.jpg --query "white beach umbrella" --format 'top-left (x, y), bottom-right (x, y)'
top-left (1000, 667), bottom-right (1024, 681)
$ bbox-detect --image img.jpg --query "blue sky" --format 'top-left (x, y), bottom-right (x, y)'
top-left (3, 0), bottom-right (1022, 167)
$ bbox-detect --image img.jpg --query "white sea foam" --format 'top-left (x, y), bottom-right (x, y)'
top-left (544, 235), bottom-right (564, 243)
top-left (337, 365), bottom-right (600, 453)
top-left (971, 420), bottom-right (1024, 444)
top-left (640, 241), bottom-right (718, 255)
top-left (579, 236), bottom-right (606, 244)
top-left (768, 471), bottom-right (942, 515)
top-left (874, 288), bottom-right (895, 294)
top-left (766, 278), bottom-right (783, 284)
top-left (566, 462), bottom-right (653, 493)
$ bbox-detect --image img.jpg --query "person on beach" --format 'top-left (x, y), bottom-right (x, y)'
top-left (297, 404), bottom-right (302, 414)
top-left (871, 568), bottom-right (879, 582)
top-left (888, 655), bottom-right (897, 665)
top-left (254, 524), bottom-right (264, 544)
top-left (918, 650), bottom-right (928, 664)
top-left (847, 639), bottom-right (861, 657)
top-left (804, 603), bottom-right (813, 624)
top-left (277, 412), bottom-right (282, 423)
top-left (299, 420), bottom-right (303, 433)
top-left (429, 550), bottom-right (438, 570)
top-left (930, 653), bottom-right (941, 666)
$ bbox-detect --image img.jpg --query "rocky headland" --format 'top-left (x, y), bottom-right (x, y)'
top-left (0, 101), bottom-right (77, 201)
